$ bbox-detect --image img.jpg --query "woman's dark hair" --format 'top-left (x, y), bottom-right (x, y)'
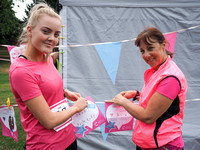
top-left (135, 27), bottom-right (173, 58)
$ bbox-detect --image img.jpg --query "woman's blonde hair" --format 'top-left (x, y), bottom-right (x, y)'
top-left (18, 2), bottom-right (62, 61)
top-left (18, 2), bottom-right (61, 45)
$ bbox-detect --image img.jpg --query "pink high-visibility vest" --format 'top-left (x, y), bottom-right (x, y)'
top-left (132, 56), bottom-right (187, 148)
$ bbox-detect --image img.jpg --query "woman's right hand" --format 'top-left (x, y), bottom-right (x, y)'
top-left (73, 97), bottom-right (88, 113)
top-left (120, 90), bottom-right (140, 101)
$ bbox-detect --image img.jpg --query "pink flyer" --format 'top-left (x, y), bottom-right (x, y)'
top-left (105, 102), bottom-right (134, 133)
top-left (72, 96), bottom-right (106, 138)
top-left (0, 105), bottom-right (18, 142)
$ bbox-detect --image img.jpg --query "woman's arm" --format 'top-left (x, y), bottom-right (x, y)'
top-left (105, 77), bottom-right (180, 124)
top-left (124, 92), bottom-right (172, 124)
top-left (50, 52), bottom-right (59, 66)
top-left (105, 92), bottom-right (173, 124)
top-left (25, 95), bottom-right (88, 129)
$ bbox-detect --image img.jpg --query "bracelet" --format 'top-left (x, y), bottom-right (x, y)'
top-left (133, 90), bottom-right (139, 101)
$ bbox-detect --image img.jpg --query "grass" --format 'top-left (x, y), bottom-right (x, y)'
top-left (0, 60), bottom-right (26, 149)
top-left (0, 61), bottom-right (15, 104)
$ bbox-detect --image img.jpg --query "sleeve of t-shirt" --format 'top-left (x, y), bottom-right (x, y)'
top-left (11, 67), bottom-right (42, 101)
top-left (156, 76), bottom-right (181, 100)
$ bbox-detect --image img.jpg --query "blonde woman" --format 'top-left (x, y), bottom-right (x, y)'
top-left (9, 3), bottom-right (88, 150)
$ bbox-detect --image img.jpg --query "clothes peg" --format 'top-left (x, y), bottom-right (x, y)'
top-left (56, 59), bottom-right (59, 72)
top-left (60, 63), bottom-right (64, 67)
top-left (7, 98), bottom-right (11, 109)
top-left (59, 51), bottom-right (65, 54)
top-left (59, 37), bottom-right (65, 39)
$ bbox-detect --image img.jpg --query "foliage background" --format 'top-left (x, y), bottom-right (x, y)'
top-left (0, 0), bottom-right (60, 45)
top-left (0, 0), bottom-right (22, 45)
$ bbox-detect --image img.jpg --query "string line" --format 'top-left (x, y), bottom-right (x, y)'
top-left (0, 25), bottom-right (200, 49)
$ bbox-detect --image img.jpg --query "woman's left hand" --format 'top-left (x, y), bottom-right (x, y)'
top-left (64, 90), bottom-right (81, 101)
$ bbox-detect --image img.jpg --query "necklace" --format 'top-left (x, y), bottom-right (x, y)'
top-left (18, 55), bottom-right (28, 60)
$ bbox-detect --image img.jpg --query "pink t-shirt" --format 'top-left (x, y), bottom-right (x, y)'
top-left (9, 57), bottom-right (76, 150)
top-left (156, 76), bottom-right (183, 148)
top-left (157, 76), bottom-right (180, 100)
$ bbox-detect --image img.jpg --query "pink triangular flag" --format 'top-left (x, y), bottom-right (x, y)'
top-left (164, 32), bottom-right (177, 53)
top-left (7, 45), bottom-right (26, 63)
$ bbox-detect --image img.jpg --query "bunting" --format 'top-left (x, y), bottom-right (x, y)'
top-left (164, 32), bottom-right (177, 53)
top-left (1, 25), bottom-right (199, 142)
top-left (72, 96), bottom-right (106, 138)
top-left (96, 102), bottom-right (108, 141)
top-left (95, 42), bottom-right (122, 85)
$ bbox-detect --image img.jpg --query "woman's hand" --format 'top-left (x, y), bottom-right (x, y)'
top-left (121, 90), bottom-right (140, 101)
top-left (64, 90), bottom-right (81, 101)
top-left (73, 97), bottom-right (88, 113)
top-left (105, 94), bottom-right (129, 106)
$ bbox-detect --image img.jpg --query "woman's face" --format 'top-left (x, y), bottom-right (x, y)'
top-left (139, 39), bottom-right (167, 70)
top-left (27, 14), bottom-right (61, 54)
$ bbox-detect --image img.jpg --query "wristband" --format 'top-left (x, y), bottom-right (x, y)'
top-left (133, 90), bottom-right (139, 101)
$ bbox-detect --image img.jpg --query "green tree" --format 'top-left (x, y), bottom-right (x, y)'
top-left (23, 0), bottom-right (61, 22)
top-left (0, 0), bottom-right (22, 45)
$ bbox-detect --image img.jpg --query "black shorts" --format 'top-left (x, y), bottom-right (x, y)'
top-left (65, 140), bottom-right (77, 150)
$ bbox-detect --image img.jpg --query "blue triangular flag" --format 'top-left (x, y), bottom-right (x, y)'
top-left (96, 102), bottom-right (108, 142)
top-left (95, 42), bottom-right (122, 85)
